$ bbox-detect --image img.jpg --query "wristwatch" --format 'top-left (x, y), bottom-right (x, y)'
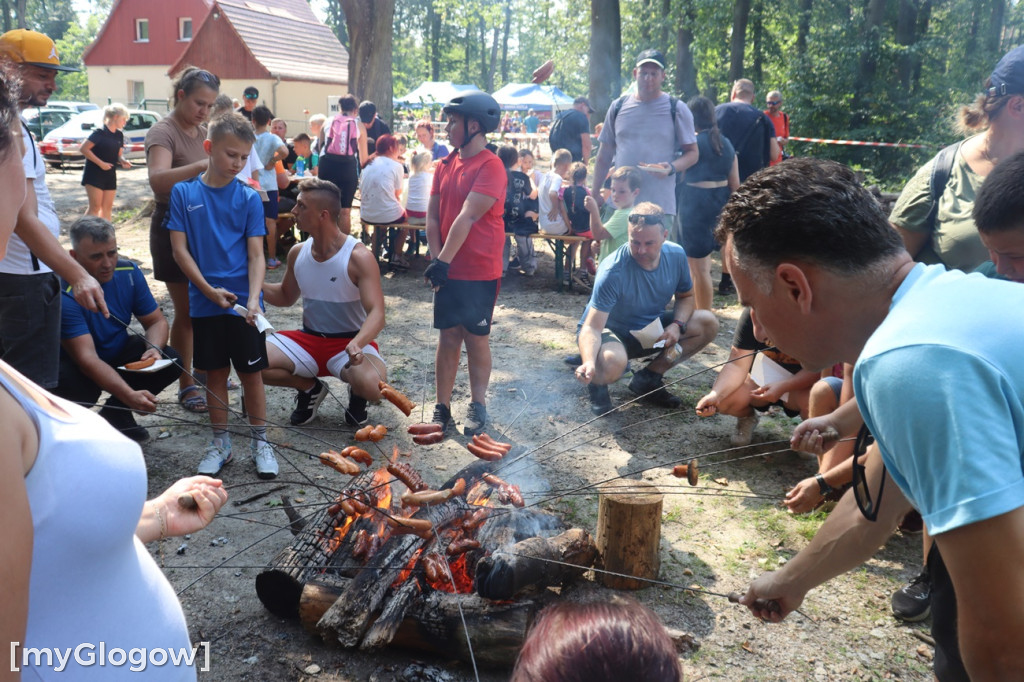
top-left (815, 473), bottom-right (834, 496)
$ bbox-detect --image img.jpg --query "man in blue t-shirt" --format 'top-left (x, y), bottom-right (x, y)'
top-left (574, 202), bottom-right (718, 415)
top-left (722, 157), bottom-right (1024, 682)
top-left (53, 217), bottom-right (181, 442)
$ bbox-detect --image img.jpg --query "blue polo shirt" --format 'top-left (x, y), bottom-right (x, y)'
top-left (61, 260), bottom-right (158, 364)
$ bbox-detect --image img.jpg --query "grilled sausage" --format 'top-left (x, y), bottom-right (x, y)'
top-left (467, 442), bottom-right (503, 461)
top-left (408, 423), bottom-right (443, 435)
top-left (368, 424), bottom-right (387, 442)
top-left (346, 448), bottom-right (373, 466)
top-left (475, 433), bottom-right (512, 453)
top-left (125, 356), bottom-right (156, 370)
top-left (387, 462), bottom-right (428, 492)
top-left (354, 425), bottom-right (374, 441)
top-left (319, 450), bottom-right (360, 476)
top-left (413, 431), bottom-right (445, 445)
top-left (379, 381), bottom-right (415, 416)
top-left (447, 538), bottom-right (481, 556)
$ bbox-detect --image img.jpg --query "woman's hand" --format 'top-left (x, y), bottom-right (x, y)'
top-left (750, 381), bottom-right (785, 403)
top-left (141, 477), bottom-right (227, 542)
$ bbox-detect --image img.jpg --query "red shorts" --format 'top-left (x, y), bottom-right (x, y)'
top-left (268, 330), bottom-right (381, 378)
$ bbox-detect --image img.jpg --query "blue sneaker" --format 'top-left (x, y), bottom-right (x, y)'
top-left (198, 438), bottom-right (232, 475)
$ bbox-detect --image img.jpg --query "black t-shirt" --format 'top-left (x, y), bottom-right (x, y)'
top-left (732, 307), bottom-right (802, 374)
top-left (555, 109), bottom-right (590, 162)
top-left (236, 106), bottom-right (254, 121)
top-left (504, 169), bottom-right (538, 235)
top-left (563, 185), bottom-right (590, 234)
top-left (283, 143), bottom-right (298, 171)
top-left (715, 101), bottom-right (773, 181)
top-left (365, 116), bottom-right (391, 141)
top-left (85, 126), bottom-right (124, 166)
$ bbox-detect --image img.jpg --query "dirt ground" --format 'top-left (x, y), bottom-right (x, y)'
top-left (48, 165), bottom-right (933, 681)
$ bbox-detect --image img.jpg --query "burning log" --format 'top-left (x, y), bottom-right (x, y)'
top-left (475, 529), bottom-right (598, 600)
top-left (595, 480), bottom-right (663, 590)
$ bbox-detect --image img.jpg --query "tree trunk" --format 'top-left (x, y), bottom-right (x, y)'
top-left (913, 0), bottom-right (934, 86)
top-left (595, 481), bottom-right (663, 590)
top-left (488, 24), bottom-right (499, 92)
top-left (965, 0), bottom-right (983, 61)
top-left (676, 2), bottom-right (698, 101)
top-left (854, 0), bottom-right (886, 96)
top-left (660, 0), bottom-right (671, 52)
top-left (988, 0), bottom-right (1006, 54)
top-left (796, 0), bottom-right (813, 56)
top-left (896, 0), bottom-right (919, 92)
top-left (323, 1), bottom-right (348, 49)
top-left (500, 0), bottom-right (512, 85)
top-left (427, 2), bottom-right (440, 82)
top-left (588, 0), bottom-right (621, 121)
top-left (728, 0), bottom-right (753, 83)
top-left (339, 1), bottom-right (394, 127)
top-left (751, 0), bottom-right (764, 85)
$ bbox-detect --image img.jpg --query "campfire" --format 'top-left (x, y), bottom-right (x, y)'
top-left (256, 451), bottom-right (599, 666)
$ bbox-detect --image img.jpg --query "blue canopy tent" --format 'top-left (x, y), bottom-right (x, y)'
top-left (491, 83), bottom-right (575, 113)
top-left (396, 81), bottom-right (479, 107)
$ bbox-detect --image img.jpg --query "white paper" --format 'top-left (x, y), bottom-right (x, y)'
top-left (233, 304), bottom-right (275, 334)
top-left (118, 358), bottom-right (174, 373)
top-left (749, 353), bottom-right (794, 403)
top-left (629, 317), bottom-right (666, 350)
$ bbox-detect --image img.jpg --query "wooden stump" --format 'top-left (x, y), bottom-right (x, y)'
top-left (595, 480), bottom-right (663, 590)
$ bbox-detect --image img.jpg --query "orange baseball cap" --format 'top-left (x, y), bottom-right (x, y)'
top-left (0, 29), bottom-right (78, 72)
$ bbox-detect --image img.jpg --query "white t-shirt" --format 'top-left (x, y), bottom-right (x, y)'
top-left (538, 170), bottom-right (567, 234)
top-left (404, 171), bottom-right (432, 213)
top-left (0, 120), bottom-right (59, 275)
top-left (359, 156), bottom-right (405, 224)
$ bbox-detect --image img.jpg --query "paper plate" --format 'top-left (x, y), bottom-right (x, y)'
top-left (118, 358), bottom-right (174, 373)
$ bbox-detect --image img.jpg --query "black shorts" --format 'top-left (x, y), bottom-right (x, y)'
top-left (593, 310), bottom-right (676, 360)
top-left (82, 163), bottom-right (117, 191)
top-left (318, 153), bottom-right (358, 208)
top-left (433, 279), bottom-right (499, 336)
top-left (149, 202), bottom-right (187, 284)
top-left (192, 314), bottom-right (268, 373)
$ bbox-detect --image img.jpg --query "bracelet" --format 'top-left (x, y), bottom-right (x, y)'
top-left (672, 319), bottom-right (687, 334)
top-left (815, 473), bottom-right (834, 496)
top-left (153, 503), bottom-right (167, 540)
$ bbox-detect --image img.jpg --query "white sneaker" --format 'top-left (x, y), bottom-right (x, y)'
top-left (198, 438), bottom-right (232, 475)
top-left (252, 440), bottom-right (279, 479)
top-left (729, 415), bottom-right (760, 447)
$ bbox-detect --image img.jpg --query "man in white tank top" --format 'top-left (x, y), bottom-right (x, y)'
top-left (262, 177), bottom-right (386, 426)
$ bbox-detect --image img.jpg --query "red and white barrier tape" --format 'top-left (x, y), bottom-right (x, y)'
top-left (789, 136), bottom-right (933, 149)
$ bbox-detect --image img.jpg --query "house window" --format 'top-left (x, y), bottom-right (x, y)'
top-left (128, 80), bottom-right (145, 107)
top-left (179, 17), bottom-right (193, 41)
top-left (135, 18), bottom-right (149, 42)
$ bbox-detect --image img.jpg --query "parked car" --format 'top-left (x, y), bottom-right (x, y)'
top-left (41, 101), bottom-right (100, 114)
top-left (38, 109), bottom-right (162, 168)
top-left (21, 106), bottom-right (75, 140)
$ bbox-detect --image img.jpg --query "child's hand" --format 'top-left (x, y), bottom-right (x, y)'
top-left (584, 195), bottom-right (598, 213)
top-left (208, 287), bottom-right (237, 309)
top-left (246, 299), bottom-right (262, 326)
top-left (547, 208), bottom-right (559, 221)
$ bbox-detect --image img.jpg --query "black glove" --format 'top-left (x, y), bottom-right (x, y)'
top-left (424, 259), bottom-right (450, 289)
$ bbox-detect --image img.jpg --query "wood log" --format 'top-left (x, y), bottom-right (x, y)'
top-left (594, 480), bottom-right (663, 590)
top-left (474, 529), bottom-right (598, 600)
top-left (298, 577), bottom-right (352, 635)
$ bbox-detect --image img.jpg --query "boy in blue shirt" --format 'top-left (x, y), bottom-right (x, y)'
top-left (168, 112), bottom-right (278, 479)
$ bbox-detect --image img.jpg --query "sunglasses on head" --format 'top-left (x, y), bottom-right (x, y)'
top-left (628, 213), bottom-right (662, 226)
top-left (851, 424), bottom-right (887, 522)
top-left (186, 69), bottom-right (219, 88)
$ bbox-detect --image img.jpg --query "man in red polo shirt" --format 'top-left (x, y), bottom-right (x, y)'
top-left (425, 91), bottom-right (506, 436)
top-left (764, 90), bottom-right (789, 166)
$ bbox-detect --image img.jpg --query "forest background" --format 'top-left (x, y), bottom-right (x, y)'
top-left (4, 0), bottom-right (1022, 189)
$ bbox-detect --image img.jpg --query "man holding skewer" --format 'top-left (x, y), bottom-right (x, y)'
top-left (262, 177), bottom-right (386, 427)
top-left (574, 201), bottom-right (718, 415)
top-left (721, 157), bottom-right (1024, 681)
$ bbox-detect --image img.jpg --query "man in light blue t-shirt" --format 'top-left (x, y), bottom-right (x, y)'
top-left (574, 201), bottom-right (718, 415)
top-left (720, 157), bottom-right (1024, 682)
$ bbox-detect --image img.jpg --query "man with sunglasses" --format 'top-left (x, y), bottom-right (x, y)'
top-left (763, 90), bottom-right (789, 166)
top-left (237, 85), bottom-right (259, 121)
top-left (720, 157), bottom-right (1024, 681)
top-left (575, 202), bottom-right (717, 415)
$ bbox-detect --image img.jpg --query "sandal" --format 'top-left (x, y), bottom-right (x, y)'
top-left (178, 385), bottom-right (208, 413)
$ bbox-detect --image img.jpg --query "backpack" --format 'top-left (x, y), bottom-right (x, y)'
top-left (925, 141), bottom-right (962, 234)
top-left (324, 115), bottom-right (358, 157)
top-left (548, 112), bottom-right (576, 154)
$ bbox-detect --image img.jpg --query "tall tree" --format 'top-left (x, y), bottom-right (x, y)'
top-left (728, 0), bottom-right (752, 82)
top-left (339, 0), bottom-right (394, 123)
top-left (499, 0), bottom-right (511, 84)
top-left (795, 0), bottom-right (813, 56)
top-left (676, 0), bottom-right (698, 100)
top-left (589, 0), bottom-right (621, 119)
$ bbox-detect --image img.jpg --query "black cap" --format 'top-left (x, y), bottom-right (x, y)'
top-left (636, 49), bottom-right (666, 70)
top-left (573, 96), bottom-right (594, 113)
top-left (988, 46), bottom-right (1024, 97)
top-left (243, 86), bottom-right (259, 99)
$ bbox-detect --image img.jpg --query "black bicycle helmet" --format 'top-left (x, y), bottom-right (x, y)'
top-left (443, 91), bottom-right (501, 149)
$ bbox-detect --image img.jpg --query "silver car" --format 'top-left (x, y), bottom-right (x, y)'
top-left (39, 108), bottom-right (161, 168)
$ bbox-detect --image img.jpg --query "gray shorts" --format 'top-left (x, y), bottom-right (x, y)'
top-left (0, 272), bottom-right (61, 387)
